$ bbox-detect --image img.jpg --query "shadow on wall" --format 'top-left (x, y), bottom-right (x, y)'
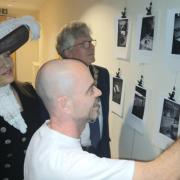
top-left (118, 107), bottom-right (157, 161)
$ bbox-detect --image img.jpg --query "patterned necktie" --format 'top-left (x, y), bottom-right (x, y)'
top-left (89, 119), bottom-right (100, 148)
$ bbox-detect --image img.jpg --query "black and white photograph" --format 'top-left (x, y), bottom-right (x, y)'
top-left (133, 14), bottom-right (158, 63)
top-left (110, 75), bottom-right (125, 117)
top-left (132, 86), bottom-right (146, 120)
top-left (112, 77), bottom-right (123, 104)
top-left (159, 99), bottom-right (180, 140)
top-left (171, 13), bottom-right (180, 54)
top-left (139, 16), bottom-right (155, 51)
top-left (117, 19), bottom-right (128, 47)
top-left (114, 17), bottom-right (131, 60)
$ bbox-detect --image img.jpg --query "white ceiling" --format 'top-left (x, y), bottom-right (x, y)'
top-left (0, 0), bottom-right (47, 10)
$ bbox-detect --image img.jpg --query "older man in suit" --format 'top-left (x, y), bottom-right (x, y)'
top-left (56, 21), bottom-right (110, 158)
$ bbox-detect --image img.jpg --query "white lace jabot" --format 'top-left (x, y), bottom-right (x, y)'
top-left (0, 84), bottom-right (27, 133)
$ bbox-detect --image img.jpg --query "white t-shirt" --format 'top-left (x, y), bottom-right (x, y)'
top-left (24, 120), bottom-right (135, 180)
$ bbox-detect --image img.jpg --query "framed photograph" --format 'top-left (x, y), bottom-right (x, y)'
top-left (110, 75), bottom-right (125, 117)
top-left (133, 13), bottom-right (158, 63)
top-left (153, 98), bottom-right (180, 149)
top-left (114, 17), bottom-right (131, 60)
top-left (166, 9), bottom-right (180, 59)
top-left (126, 85), bottom-right (151, 134)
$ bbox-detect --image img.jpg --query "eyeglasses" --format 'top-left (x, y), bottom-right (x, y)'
top-left (71, 39), bottom-right (97, 50)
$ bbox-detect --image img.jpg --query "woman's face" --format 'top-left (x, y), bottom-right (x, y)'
top-left (0, 51), bottom-right (14, 87)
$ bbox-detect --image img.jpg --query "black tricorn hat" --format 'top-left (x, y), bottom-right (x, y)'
top-left (0, 25), bottom-right (29, 54)
top-left (0, 16), bottom-right (40, 55)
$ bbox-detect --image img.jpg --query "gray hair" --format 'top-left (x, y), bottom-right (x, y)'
top-left (56, 21), bottom-right (91, 58)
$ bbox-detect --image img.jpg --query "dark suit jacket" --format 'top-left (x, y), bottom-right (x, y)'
top-left (89, 65), bottom-right (111, 158)
top-left (0, 82), bottom-right (49, 180)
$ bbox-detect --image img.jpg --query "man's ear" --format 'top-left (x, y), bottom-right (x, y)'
top-left (57, 96), bottom-right (72, 114)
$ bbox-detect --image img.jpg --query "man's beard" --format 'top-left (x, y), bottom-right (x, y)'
top-left (88, 97), bottom-right (100, 123)
top-left (76, 98), bottom-right (100, 133)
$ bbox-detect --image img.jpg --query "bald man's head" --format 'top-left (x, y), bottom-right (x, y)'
top-left (35, 59), bottom-right (90, 115)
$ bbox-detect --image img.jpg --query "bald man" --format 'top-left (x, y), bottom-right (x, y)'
top-left (24, 60), bottom-right (180, 180)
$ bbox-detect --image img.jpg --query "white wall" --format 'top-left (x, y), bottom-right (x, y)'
top-left (38, 0), bottom-right (180, 159)
top-left (39, 0), bottom-right (100, 63)
top-left (118, 0), bottom-right (180, 160)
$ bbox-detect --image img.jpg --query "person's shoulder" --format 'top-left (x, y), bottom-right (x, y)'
top-left (20, 82), bottom-right (35, 92)
top-left (92, 65), bottom-right (109, 74)
top-left (21, 81), bottom-right (33, 88)
top-left (13, 81), bottom-right (37, 98)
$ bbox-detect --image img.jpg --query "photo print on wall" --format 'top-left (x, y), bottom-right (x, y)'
top-left (131, 85), bottom-right (147, 120)
top-left (126, 77), bottom-right (151, 135)
top-left (112, 77), bottom-right (123, 105)
top-left (117, 18), bottom-right (128, 48)
top-left (159, 98), bottom-right (180, 141)
top-left (139, 16), bottom-right (155, 51)
top-left (165, 9), bottom-right (180, 60)
top-left (133, 13), bottom-right (158, 63)
top-left (171, 13), bottom-right (180, 55)
top-left (153, 96), bottom-right (180, 150)
top-left (114, 16), bottom-right (131, 60)
top-left (110, 70), bottom-right (125, 117)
